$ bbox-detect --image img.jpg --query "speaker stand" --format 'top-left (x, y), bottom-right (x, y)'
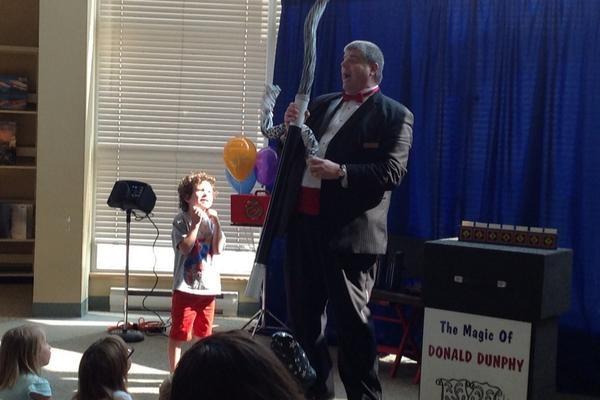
top-left (112, 208), bottom-right (144, 343)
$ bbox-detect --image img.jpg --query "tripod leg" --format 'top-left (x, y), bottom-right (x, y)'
top-left (264, 309), bottom-right (290, 331)
top-left (242, 308), bottom-right (290, 337)
top-left (250, 310), bottom-right (265, 337)
top-left (242, 265), bottom-right (289, 336)
top-left (241, 309), bottom-right (263, 330)
top-left (242, 309), bottom-right (273, 337)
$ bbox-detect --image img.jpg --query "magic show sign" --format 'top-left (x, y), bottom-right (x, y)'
top-left (420, 307), bottom-right (531, 400)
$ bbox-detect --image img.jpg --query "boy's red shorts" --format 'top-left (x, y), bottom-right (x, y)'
top-left (169, 290), bottom-right (216, 341)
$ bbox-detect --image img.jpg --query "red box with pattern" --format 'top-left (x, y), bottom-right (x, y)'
top-left (230, 191), bottom-right (270, 226)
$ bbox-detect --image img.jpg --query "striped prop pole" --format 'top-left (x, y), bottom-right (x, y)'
top-left (246, 0), bottom-right (330, 299)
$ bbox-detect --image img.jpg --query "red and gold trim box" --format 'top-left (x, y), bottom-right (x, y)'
top-left (230, 191), bottom-right (270, 226)
top-left (459, 221), bottom-right (558, 250)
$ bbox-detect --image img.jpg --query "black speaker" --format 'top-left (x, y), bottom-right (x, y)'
top-left (107, 180), bottom-right (156, 214)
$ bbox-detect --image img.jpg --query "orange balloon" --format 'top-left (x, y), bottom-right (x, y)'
top-left (223, 136), bottom-right (257, 181)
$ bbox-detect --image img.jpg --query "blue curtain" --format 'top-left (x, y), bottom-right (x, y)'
top-left (268, 0), bottom-right (600, 394)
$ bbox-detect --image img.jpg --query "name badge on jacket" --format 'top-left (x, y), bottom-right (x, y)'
top-left (363, 142), bottom-right (379, 149)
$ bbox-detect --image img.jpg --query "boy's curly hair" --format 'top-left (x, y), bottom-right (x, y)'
top-left (177, 171), bottom-right (217, 212)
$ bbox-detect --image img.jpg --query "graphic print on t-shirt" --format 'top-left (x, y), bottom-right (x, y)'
top-left (183, 239), bottom-right (211, 290)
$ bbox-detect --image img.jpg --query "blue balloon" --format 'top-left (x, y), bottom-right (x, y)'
top-left (226, 169), bottom-right (256, 194)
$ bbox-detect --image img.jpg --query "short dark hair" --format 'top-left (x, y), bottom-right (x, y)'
top-left (73, 336), bottom-right (129, 400)
top-left (177, 171), bottom-right (217, 212)
top-left (171, 330), bottom-right (305, 400)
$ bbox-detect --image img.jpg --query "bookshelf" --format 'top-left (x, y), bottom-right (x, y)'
top-left (0, 0), bottom-right (39, 278)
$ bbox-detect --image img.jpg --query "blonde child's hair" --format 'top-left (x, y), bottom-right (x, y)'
top-left (0, 324), bottom-right (47, 389)
top-left (177, 171), bottom-right (217, 212)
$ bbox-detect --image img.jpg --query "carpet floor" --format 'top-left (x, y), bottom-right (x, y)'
top-left (0, 283), bottom-right (419, 400)
top-left (0, 283), bottom-right (595, 400)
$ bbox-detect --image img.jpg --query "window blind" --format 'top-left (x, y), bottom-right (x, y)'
top-left (93, 0), bottom-right (280, 272)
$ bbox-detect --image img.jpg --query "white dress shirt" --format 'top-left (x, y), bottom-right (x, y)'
top-left (301, 86), bottom-right (379, 188)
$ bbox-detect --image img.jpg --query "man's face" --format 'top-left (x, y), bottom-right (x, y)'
top-left (340, 48), bottom-right (377, 94)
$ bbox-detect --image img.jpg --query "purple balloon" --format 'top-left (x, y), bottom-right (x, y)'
top-left (255, 147), bottom-right (278, 186)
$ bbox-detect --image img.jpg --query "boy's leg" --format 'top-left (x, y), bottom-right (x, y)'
top-left (168, 290), bottom-right (198, 371)
top-left (167, 337), bottom-right (184, 372)
top-left (191, 296), bottom-right (216, 340)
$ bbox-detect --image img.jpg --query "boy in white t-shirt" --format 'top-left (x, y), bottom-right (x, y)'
top-left (167, 171), bottom-right (225, 371)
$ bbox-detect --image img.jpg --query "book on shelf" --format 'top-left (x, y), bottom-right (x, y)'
top-left (0, 203), bottom-right (35, 239)
top-left (0, 204), bottom-right (10, 238)
top-left (0, 75), bottom-right (28, 110)
top-left (0, 120), bottom-right (16, 164)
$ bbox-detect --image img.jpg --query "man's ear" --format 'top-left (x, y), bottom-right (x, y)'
top-left (369, 62), bottom-right (379, 79)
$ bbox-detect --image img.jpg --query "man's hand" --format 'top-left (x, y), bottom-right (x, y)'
top-left (284, 102), bottom-right (310, 126)
top-left (307, 156), bottom-right (342, 180)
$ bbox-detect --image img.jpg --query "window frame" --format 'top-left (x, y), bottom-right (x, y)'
top-left (91, 0), bottom-right (281, 275)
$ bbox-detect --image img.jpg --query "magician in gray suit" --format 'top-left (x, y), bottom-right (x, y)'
top-left (278, 40), bottom-right (414, 400)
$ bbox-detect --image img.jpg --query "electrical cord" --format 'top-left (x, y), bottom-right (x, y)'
top-left (107, 317), bottom-right (168, 335)
top-left (137, 212), bottom-right (171, 336)
top-left (106, 211), bottom-right (170, 337)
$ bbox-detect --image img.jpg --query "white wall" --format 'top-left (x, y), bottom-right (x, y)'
top-left (34, 0), bottom-right (91, 314)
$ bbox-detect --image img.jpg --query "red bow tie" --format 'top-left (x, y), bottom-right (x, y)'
top-left (342, 87), bottom-right (379, 103)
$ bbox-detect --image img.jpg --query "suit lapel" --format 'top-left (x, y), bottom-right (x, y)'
top-left (327, 92), bottom-right (381, 152)
top-left (316, 97), bottom-right (343, 139)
